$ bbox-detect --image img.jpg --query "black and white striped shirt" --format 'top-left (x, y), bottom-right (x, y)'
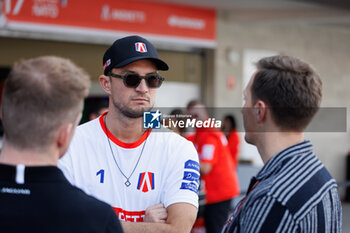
top-left (222, 140), bottom-right (342, 233)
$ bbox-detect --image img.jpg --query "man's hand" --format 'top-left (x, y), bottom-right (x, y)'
top-left (121, 203), bottom-right (197, 233)
top-left (144, 203), bottom-right (167, 223)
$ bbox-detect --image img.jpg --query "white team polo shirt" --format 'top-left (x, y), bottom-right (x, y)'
top-left (59, 113), bottom-right (199, 222)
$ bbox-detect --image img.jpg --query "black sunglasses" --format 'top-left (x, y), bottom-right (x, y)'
top-left (109, 72), bottom-right (165, 88)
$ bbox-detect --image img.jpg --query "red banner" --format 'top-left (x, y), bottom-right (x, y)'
top-left (2, 0), bottom-right (216, 47)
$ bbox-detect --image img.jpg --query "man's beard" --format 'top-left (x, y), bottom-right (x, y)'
top-left (112, 98), bottom-right (153, 118)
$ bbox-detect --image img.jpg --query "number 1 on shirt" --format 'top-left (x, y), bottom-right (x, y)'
top-left (96, 169), bottom-right (105, 183)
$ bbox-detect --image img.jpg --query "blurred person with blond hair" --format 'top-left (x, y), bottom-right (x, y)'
top-left (0, 56), bottom-right (123, 233)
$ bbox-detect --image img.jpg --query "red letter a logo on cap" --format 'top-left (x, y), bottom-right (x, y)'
top-left (135, 42), bottom-right (147, 53)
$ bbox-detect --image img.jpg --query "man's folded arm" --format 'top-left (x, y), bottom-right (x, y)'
top-left (121, 202), bottom-right (197, 233)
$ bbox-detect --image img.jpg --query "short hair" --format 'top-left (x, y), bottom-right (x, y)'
top-left (170, 108), bottom-right (183, 116)
top-left (90, 100), bottom-right (109, 115)
top-left (2, 56), bottom-right (90, 150)
top-left (224, 115), bottom-right (237, 130)
top-left (252, 55), bottom-right (322, 131)
top-left (186, 99), bottom-right (203, 109)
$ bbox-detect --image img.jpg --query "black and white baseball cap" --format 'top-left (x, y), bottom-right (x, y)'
top-left (103, 35), bottom-right (169, 75)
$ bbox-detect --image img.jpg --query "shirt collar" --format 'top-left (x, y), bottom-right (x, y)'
top-left (0, 164), bottom-right (67, 183)
top-left (256, 140), bottom-right (313, 180)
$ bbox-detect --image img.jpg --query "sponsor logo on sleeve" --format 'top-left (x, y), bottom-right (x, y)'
top-left (180, 159), bottom-right (200, 194)
top-left (183, 171), bottom-right (200, 183)
top-left (184, 159), bottom-right (199, 172)
top-left (201, 144), bottom-right (215, 160)
top-left (180, 182), bottom-right (198, 194)
top-left (1, 187), bottom-right (31, 195)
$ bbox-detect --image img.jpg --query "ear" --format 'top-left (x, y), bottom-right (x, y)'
top-left (56, 123), bottom-right (74, 157)
top-left (255, 100), bottom-right (267, 123)
top-left (99, 74), bottom-right (112, 95)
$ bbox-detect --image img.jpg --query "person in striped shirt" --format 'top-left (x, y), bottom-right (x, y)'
top-left (222, 55), bottom-right (342, 233)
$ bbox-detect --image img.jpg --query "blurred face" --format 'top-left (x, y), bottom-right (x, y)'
top-left (242, 73), bottom-right (257, 145)
top-left (187, 104), bottom-right (208, 121)
top-left (223, 118), bottom-right (232, 132)
top-left (109, 60), bottom-right (158, 118)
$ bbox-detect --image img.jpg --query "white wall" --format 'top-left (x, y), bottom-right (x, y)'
top-left (156, 81), bottom-right (200, 108)
top-left (239, 49), bottom-right (278, 166)
top-left (214, 13), bottom-right (350, 195)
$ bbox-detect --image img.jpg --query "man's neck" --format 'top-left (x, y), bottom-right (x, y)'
top-left (255, 132), bottom-right (304, 164)
top-left (0, 141), bottom-right (58, 166)
top-left (105, 110), bottom-right (146, 143)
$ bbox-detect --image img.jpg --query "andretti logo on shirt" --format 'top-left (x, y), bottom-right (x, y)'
top-left (135, 42), bottom-right (147, 53)
top-left (137, 172), bottom-right (155, 193)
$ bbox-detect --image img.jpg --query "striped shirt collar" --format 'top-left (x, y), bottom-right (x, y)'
top-left (256, 140), bottom-right (313, 180)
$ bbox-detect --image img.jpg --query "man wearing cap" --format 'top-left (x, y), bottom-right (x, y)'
top-left (59, 35), bottom-right (199, 232)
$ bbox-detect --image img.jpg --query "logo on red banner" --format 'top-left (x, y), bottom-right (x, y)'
top-left (135, 42), bottom-right (147, 53)
top-left (137, 172), bottom-right (155, 192)
top-left (112, 207), bottom-right (145, 222)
